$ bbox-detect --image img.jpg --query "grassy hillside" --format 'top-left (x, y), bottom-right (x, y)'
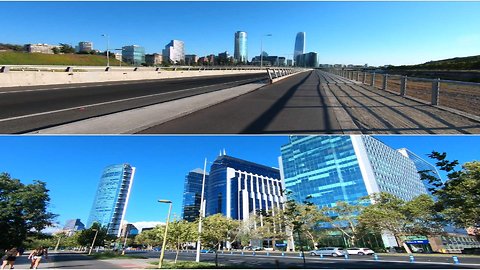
top-left (0, 51), bottom-right (125, 66)
top-left (388, 55), bottom-right (480, 70)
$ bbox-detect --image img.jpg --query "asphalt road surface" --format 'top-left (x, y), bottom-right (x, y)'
top-left (0, 73), bottom-right (267, 133)
top-left (139, 70), bottom-right (480, 134)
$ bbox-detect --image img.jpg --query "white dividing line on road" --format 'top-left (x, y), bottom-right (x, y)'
top-left (0, 78), bottom-right (258, 123)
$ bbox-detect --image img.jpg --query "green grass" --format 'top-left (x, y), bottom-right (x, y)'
top-left (90, 251), bottom-right (148, 260)
top-left (0, 51), bottom-right (125, 66)
top-left (148, 260), bottom-right (256, 269)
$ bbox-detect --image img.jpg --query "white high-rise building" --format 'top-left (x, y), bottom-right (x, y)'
top-left (163, 40), bottom-right (185, 64)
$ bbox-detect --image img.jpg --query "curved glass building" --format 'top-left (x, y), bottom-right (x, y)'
top-left (87, 164), bottom-right (136, 237)
top-left (234, 31), bottom-right (248, 64)
top-left (206, 154), bottom-right (283, 221)
top-left (182, 168), bottom-right (209, 222)
top-left (293, 32), bottom-right (306, 65)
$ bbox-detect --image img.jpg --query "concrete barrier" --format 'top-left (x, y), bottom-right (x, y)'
top-left (0, 69), bottom-right (266, 88)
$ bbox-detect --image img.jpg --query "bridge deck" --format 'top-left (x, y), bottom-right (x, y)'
top-left (140, 70), bottom-right (480, 134)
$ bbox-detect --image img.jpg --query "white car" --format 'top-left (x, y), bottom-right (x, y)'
top-left (310, 247), bottom-right (345, 257)
top-left (346, 247), bottom-right (375, 255)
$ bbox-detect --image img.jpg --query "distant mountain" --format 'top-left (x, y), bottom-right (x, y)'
top-left (388, 55), bottom-right (480, 70)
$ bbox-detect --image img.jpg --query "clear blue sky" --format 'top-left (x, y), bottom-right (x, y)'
top-left (0, 135), bottom-right (479, 229)
top-left (1, 1), bottom-right (479, 66)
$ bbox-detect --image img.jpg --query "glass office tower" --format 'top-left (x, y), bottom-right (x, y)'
top-left (206, 153), bottom-right (283, 221)
top-left (280, 136), bottom-right (428, 208)
top-left (87, 164), bottom-right (136, 237)
top-left (163, 40), bottom-right (185, 64)
top-left (122, 45), bottom-right (145, 66)
top-left (293, 32), bottom-right (306, 65)
top-left (182, 168), bottom-right (209, 222)
top-left (234, 31), bottom-right (248, 64)
top-left (397, 148), bottom-right (443, 195)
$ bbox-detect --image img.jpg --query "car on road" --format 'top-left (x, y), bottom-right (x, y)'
top-left (310, 247), bottom-right (345, 257)
top-left (346, 247), bottom-right (375, 256)
top-left (243, 246), bottom-right (264, 251)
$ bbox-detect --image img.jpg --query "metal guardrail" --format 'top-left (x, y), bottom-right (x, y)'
top-left (327, 69), bottom-right (480, 116)
top-left (266, 68), bottom-right (306, 83)
top-left (0, 65), bottom-right (280, 73)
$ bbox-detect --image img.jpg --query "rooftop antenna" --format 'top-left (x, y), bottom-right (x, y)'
top-left (223, 149), bottom-right (226, 156)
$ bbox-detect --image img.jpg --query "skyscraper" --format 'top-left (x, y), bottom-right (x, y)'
top-left (397, 148), bottom-right (442, 195)
top-left (163, 40), bottom-right (185, 64)
top-left (280, 136), bottom-right (428, 207)
top-left (280, 135), bottom-right (430, 247)
top-left (182, 168), bottom-right (209, 222)
top-left (205, 153), bottom-right (284, 221)
top-left (87, 164), bottom-right (136, 237)
top-left (293, 32), bottom-right (306, 65)
top-left (234, 31), bottom-right (248, 64)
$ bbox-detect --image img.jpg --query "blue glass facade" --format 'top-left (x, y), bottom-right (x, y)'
top-left (122, 45), bottom-right (146, 66)
top-left (280, 136), bottom-right (429, 207)
top-left (206, 154), bottom-right (282, 221)
top-left (281, 136), bottom-right (369, 208)
top-left (293, 32), bottom-right (306, 65)
top-left (87, 164), bottom-right (135, 236)
top-left (182, 168), bottom-right (208, 222)
top-left (234, 31), bottom-right (248, 63)
top-left (397, 148), bottom-right (442, 195)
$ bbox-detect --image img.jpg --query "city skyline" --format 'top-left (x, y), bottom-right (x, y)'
top-left (0, 135), bottom-right (479, 231)
top-left (1, 2), bottom-right (479, 66)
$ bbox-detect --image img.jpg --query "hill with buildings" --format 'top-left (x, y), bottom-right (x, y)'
top-left (388, 55), bottom-right (480, 71)
top-left (0, 51), bottom-right (123, 66)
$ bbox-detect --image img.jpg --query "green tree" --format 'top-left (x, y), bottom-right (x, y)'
top-left (167, 219), bottom-right (197, 263)
top-left (358, 192), bottom-right (443, 253)
top-left (201, 214), bottom-right (240, 267)
top-left (76, 222), bottom-right (110, 249)
top-left (0, 173), bottom-right (57, 250)
top-left (59, 43), bottom-right (75, 54)
top-left (420, 152), bottom-right (480, 233)
top-left (322, 201), bottom-right (367, 247)
top-left (134, 225), bottom-right (164, 249)
top-left (51, 47), bottom-right (60, 54)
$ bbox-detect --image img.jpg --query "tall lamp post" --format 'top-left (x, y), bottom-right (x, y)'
top-left (88, 229), bottom-right (99, 255)
top-left (101, 34), bottom-right (110, 67)
top-left (260, 34), bottom-right (272, 69)
top-left (158, 199), bottom-right (173, 269)
top-left (195, 158), bottom-right (208, 262)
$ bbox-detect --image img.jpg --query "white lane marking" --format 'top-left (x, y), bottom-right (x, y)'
top-left (0, 78), bottom-right (259, 123)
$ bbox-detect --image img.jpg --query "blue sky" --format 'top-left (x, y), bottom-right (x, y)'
top-left (0, 135), bottom-right (479, 228)
top-left (1, 1), bottom-right (479, 66)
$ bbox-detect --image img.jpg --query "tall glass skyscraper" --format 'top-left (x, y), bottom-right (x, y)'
top-left (206, 154), bottom-right (283, 221)
top-left (87, 164), bottom-right (136, 237)
top-left (182, 168), bottom-right (209, 222)
top-left (280, 136), bottom-right (428, 208)
top-left (234, 31), bottom-right (248, 64)
top-left (293, 32), bottom-right (306, 65)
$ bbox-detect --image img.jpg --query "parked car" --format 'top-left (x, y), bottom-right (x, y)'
top-left (200, 249), bottom-right (216, 253)
top-left (243, 246), bottom-right (264, 251)
top-left (310, 247), bottom-right (345, 257)
top-left (346, 247), bottom-right (375, 256)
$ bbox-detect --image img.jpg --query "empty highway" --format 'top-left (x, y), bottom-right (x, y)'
top-left (0, 73), bottom-right (267, 133)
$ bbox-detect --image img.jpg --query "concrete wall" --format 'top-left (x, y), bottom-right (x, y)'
top-left (0, 69), bottom-right (265, 88)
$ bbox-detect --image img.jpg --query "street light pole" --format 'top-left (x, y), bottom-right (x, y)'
top-left (121, 230), bottom-right (129, 255)
top-left (195, 158), bottom-right (208, 262)
top-left (260, 34), bottom-right (272, 69)
top-left (158, 200), bottom-right (173, 269)
top-left (102, 34), bottom-right (110, 67)
top-left (88, 229), bottom-right (99, 255)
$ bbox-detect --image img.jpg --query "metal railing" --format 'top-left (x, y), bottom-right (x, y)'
top-left (328, 69), bottom-right (480, 117)
top-left (0, 65), bottom-right (282, 73)
top-left (266, 68), bottom-right (306, 83)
